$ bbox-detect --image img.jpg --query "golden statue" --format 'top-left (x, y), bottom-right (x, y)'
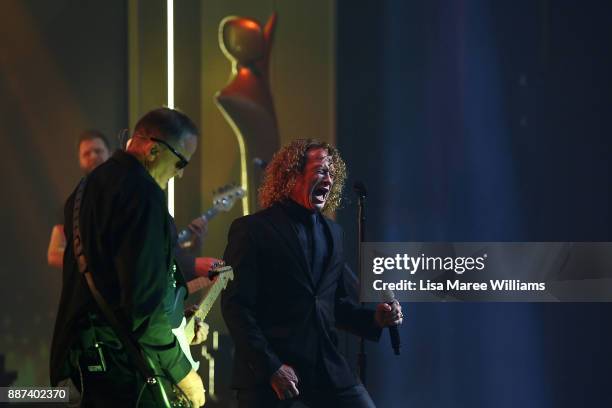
top-left (216, 13), bottom-right (279, 214)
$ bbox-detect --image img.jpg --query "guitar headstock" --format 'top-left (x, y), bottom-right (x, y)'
top-left (212, 184), bottom-right (246, 212)
top-left (211, 265), bottom-right (235, 290)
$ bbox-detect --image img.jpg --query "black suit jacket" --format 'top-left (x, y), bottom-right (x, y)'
top-left (221, 203), bottom-right (381, 390)
top-left (49, 151), bottom-right (191, 385)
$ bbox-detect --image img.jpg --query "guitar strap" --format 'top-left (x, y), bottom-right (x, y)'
top-left (72, 177), bottom-right (171, 407)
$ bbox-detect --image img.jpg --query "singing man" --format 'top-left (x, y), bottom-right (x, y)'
top-left (221, 139), bottom-right (403, 407)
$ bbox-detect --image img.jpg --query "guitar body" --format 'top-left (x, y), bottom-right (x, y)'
top-left (172, 318), bottom-right (200, 371)
top-left (145, 355), bottom-right (192, 408)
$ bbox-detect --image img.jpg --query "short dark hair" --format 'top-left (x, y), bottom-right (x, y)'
top-left (77, 130), bottom-right (110, 151)
top-left (134, 107), bottom-right (199, 145)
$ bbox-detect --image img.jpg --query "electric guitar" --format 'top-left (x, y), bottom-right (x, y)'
top-left (170, 184), bottom-right (242, 382)
top-left (177, 185), bottom-right (245, 248)
top-left (172, 266), bottom-right (234, 371)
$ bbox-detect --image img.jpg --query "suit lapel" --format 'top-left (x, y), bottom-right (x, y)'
top-left (265, 205), bottom-right (314, 289)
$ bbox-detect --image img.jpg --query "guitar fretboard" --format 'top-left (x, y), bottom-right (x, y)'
top-left (184, 270), bottom-right (233, 343)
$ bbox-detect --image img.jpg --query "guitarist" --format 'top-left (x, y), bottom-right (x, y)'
top-left (48, 155), bottom-right (220, 293)
top-left (46, 125), bottom-right (221, 351)
top-left (50, 108), bottom-right (206, 407)
top-left (46, 130), bottom-right (221, 294)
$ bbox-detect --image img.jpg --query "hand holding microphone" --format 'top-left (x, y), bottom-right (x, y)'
top-left (375, 289), bottom-right (404, 355)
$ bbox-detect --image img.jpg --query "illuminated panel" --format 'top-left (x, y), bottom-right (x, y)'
top-left (201, 345), bottom-right (216, 397)
top-left (166, 0), bottom-right (175, 216)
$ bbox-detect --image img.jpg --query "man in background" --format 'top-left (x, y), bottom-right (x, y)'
top-left (47, 130), bottom-right (111, 268)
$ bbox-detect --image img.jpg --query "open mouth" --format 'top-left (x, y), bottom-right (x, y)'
top-left (311, 186), bottom-right (330, 204)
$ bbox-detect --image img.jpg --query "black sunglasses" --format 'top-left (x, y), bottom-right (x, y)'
top-left (150, 137), bottom-right (189, 170)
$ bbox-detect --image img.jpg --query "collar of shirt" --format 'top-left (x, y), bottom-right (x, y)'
top-left (110, 149), bottom-right (159, 190)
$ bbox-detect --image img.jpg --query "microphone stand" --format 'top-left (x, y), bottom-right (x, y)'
top-left (353, 181), bottom-right (367, 386)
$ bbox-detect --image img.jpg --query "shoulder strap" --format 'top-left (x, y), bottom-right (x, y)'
top-left (71, 178), bottom-right (166, 392)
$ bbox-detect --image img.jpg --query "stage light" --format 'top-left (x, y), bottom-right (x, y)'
top-left (167, 0), bottom-right (175, 216)
top-left (201, 345), bottom-right (216, 397)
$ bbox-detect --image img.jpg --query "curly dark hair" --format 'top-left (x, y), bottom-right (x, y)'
top-left (258, 139), bottom-right (347, 213)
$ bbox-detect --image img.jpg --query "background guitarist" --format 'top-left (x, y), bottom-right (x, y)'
top-left (50, 108), bottom-right (207, 407)
top-left (47, 130), bottom-right (112, 269)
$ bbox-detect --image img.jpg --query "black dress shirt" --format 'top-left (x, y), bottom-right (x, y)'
top-left (281, 200), bottom-right (330, 285)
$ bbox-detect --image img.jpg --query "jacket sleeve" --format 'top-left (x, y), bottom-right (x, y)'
top-left (170, 218), bottom-right (197, 282)
top-left (174, 248), bottom-right (196, 282)
top-left (112, 187), bottom-right (191, 384)
top-left (221, 217), bottom-right (282, 381)
top-left (335, 263), bottom-right (383, 342)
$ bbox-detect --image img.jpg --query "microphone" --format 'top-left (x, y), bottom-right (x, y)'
top-left (353, 180), bottom-right (367, 198)
top-left (382, 289), bottom-right (401, 355)
top-left (253, 157), bottom-right (268, 169)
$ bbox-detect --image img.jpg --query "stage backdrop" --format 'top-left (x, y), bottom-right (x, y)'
top-left (0, 1), bottom-right (337, 407)
top-left (3, 1), bottom-right (612, 407)
top-left (0, 0), bottom-right (128, 387)
top-left (337, 1), bottom-right (612, 407)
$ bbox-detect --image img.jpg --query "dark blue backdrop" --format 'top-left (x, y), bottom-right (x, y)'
top-left (336, 1), bottom-right (612, 407)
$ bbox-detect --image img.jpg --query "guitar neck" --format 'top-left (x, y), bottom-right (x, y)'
top-left (195, 281), bottom-right (225, 321)
top-left (184, 277), bottom-right (228, 343)
top-left (177, 207), bottom-right (219, 245)
top-left (202, 207), bottom-right (219, 222)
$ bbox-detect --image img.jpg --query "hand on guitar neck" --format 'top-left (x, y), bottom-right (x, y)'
top-left (178, 216), bottom-right (209, 250)
top-left (184, 306), bottom-right (209, 345)
top-left (173, 264), bottom-right (235, 372)
top-left (177, 184), bottom-right (245, 249)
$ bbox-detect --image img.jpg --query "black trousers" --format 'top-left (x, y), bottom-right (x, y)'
top-left (237, 384), bottom-right (376, 408)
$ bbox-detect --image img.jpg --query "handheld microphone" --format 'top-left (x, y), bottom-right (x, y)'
top-left (382, 289), bottom-right (401, 355)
